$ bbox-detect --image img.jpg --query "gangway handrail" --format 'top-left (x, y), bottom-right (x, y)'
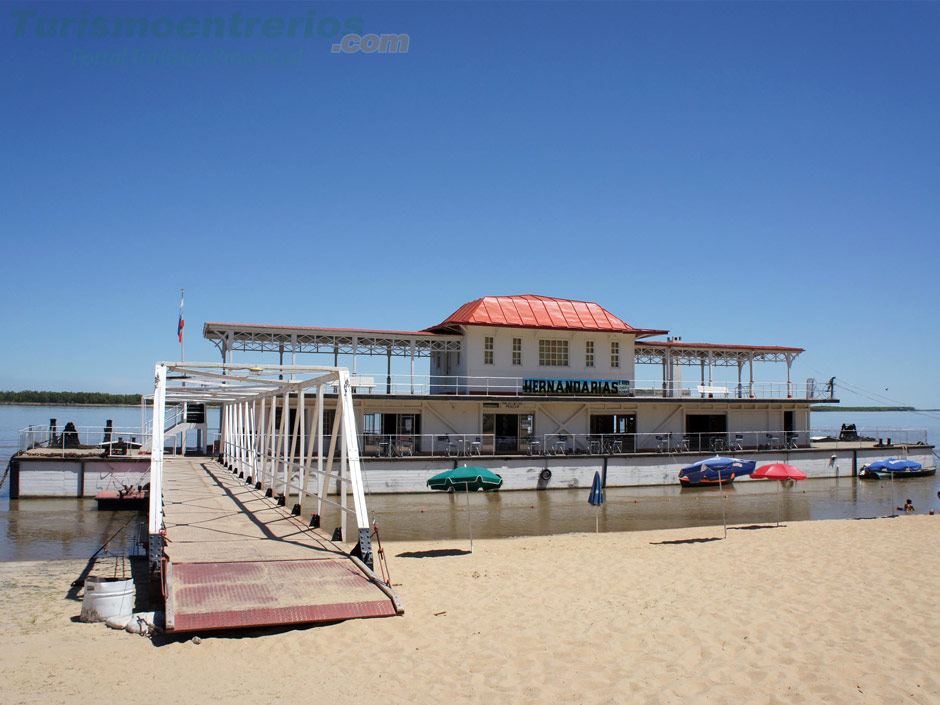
top-left (148, 362), bottom-right (375, 571)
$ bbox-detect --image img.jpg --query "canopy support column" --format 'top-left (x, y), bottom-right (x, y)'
top-left (748, 353), bottom-right (755, 398)
top-left (147, 364), bottom-right (167, 569)
top-left (785, 353), bottom-right (794, 397)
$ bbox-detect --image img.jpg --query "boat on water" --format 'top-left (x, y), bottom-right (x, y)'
top-left (94, 483), bottom-right (150, 510)
top-left (858, 458), bottom-right (936, 480)
top-left (679, 456), bottom-right (756, 487)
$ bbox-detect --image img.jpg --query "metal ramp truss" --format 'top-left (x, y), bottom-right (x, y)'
top-left (148, 362), bottom-right (375, 572)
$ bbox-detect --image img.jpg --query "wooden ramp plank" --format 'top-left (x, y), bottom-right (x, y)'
top-left (161, 458), bottom-right (401, 633)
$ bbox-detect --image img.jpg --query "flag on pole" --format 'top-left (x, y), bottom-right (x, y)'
top-left (177, 289), bottom-right (184, 343)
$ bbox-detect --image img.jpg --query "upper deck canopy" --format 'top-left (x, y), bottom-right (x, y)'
top-left (204, 322), bottom-right (462, 358)
top-left (203, 296), bottom-right (803, 369)
top-left (635, 340), bottom-right (804, 366)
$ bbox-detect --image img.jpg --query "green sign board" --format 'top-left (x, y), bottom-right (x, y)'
top-left (521, 378), bottom-right (631, 396)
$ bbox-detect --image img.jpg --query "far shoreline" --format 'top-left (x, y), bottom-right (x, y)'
top-left (0, 402), bottom-right (139, 408)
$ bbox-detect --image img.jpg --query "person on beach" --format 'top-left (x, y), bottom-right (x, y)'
top-left (897, 499), bottom-right (914, 514)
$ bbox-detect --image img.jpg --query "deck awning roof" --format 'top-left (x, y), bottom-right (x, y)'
top-left (205, 322), bottom-right (802, 366)
top-left (635, 340), bottom-right (803, 366)
top-left (203, 322), bottom-right (462, 358)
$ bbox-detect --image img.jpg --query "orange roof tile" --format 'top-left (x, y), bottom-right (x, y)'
top-left (427, 295), bottom-right (666, 337)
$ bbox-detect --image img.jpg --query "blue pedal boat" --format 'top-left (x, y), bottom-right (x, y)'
top-left (679, 456), bottom-right (757, 487)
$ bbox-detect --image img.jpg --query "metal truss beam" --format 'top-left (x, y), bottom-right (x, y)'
top-left (635, 344), bottom-right (800, 367)
top-left (204, 324), bottom-right (462, 359)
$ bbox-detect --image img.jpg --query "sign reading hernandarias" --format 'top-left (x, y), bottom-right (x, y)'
top-left (522, 379), bottom-right (631, 396)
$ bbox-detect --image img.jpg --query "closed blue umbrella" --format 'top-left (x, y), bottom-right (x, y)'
top-left (588, 471), bottom-right (604, 506)
top-left (588, 471), bottom-right (604, 533)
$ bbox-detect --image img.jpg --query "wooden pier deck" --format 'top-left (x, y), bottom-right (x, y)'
top-left (160, 458), bottom-right (401, 633)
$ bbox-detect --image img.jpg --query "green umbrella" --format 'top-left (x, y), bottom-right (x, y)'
top-left (427, 466), bottom-right (502, 552)
top-left (427, 466), bottom-right (504, 492)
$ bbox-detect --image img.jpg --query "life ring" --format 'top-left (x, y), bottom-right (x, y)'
top-left (540, 469), bottom-right (552, 481)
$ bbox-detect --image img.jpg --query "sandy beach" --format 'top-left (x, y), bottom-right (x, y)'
top-left (1, 516), bottom-right (937, 705)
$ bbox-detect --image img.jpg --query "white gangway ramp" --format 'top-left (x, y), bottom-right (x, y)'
top-left (147, 363), bottom-right (401, 632)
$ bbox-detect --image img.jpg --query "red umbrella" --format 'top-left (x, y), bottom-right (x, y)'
top-left (752, 463), bottom-right (807, 481)
top-left (752, 464), bottom-right (807, 526)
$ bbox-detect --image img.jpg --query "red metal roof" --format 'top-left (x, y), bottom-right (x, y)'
top-left (426, 295), bottom-right (667, 337)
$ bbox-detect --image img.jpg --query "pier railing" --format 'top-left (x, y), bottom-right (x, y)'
top-left (18, 424), bottom-right (150, 454)
top-left (20, 424), bottom-right (927, 459)
top-left (240, 427), bottom-right (926, 459)
top-left (334, 374), bottom-right (834, 401)
top-left (809, 426), bottom-right (929, 446)
top-left (17, 424), bottom-right (220, 456)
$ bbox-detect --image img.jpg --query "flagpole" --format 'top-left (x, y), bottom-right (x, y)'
top-left (180, 288), bottom-right (185, 363)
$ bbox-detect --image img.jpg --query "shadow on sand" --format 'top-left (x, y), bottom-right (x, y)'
top-left (395, 548), bottom-right (471, 558)
top-left (650, 537), bottom-right (723, 545)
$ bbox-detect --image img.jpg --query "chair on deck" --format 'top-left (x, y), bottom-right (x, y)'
top-left (550, 435), bottom-right (568, 455)
top-left (469, 438), bottom-right (482, 456)
top-left (525, 436), bottom-right (542, 456)
top-left (656, 434), bottom-right (670, 453)
top-left (439, 435), bottom-right (458, 457)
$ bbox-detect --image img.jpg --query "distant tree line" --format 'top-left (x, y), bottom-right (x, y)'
top-left (0, 390), bottom-right (142, 405)
top-left (812, 405), bottom-right (914, 412)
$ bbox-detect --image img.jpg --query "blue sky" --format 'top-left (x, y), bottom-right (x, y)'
top-left (1, 1), bottom-right (938, 406)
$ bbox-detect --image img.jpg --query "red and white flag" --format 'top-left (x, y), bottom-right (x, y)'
top-left (177, 289), bottom-right (184, 343)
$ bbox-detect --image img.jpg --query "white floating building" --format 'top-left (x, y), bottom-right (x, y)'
top-left (197, 294), bottom-right (936, 493)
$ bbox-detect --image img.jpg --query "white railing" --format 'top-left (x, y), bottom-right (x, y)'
top-left (211, 424), bottom-right (929, 462)
top-left (343, 374), bottom-right (832, 401)
top-left (809, 427), bottom-right (929, 445)
top-left (142, 403), bottom-right (191, 435)
top-left (17, 423), bottom-right (220, 456)
top-left (18, 424), bottom-right (150, 453)
top-left (339, 427), bottom-right (926, 458)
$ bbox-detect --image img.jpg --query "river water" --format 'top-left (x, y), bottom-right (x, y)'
top-left (1, 406), bottom-right (939, 560)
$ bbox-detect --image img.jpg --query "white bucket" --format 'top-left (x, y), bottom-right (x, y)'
top-left (80, 577), bottom-right (135, 623)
